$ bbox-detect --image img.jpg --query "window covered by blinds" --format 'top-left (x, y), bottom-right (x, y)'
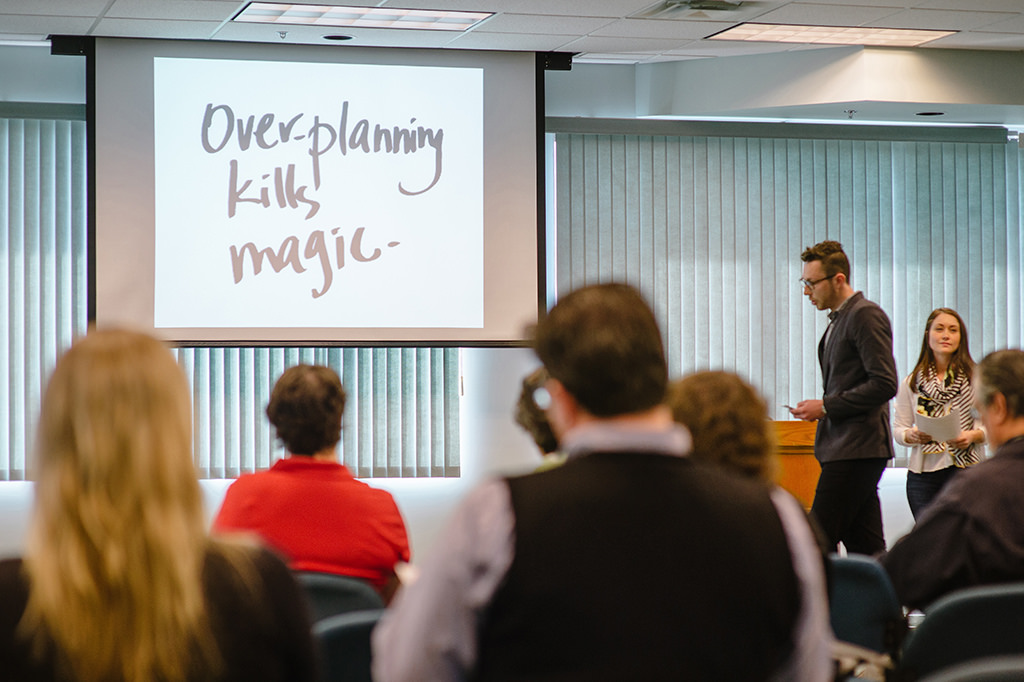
top-left (0, 115), bottom-right (459, 480)
top-left (554, 133), bottom-right (1024, 467)
top-left (0, 117), bottom-right (87, 481)
top-left (176, 346), bottom-right (460, 479)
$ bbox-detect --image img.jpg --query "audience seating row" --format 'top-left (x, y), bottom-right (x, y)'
top-left (830, 554), bottom-right (1024, 682)
top-left (298, 558), bottom-right (1024, 681)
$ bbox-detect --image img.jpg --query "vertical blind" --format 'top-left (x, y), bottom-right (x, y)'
top-left (0, 115), bottom-right (459, 480)
top-left (176, 346), bottom-right (459, 479)
top-left (555, 133), bottom-right (1024, 465)
top-left (0, 117), bottom-right (87, 481)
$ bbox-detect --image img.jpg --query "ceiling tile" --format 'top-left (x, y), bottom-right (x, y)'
top-left (0, 15), bottom-right (96, 34)
top-left (474, 13), bottom-right (615, 35)
top-left (754, 3), bottom-right (903, 26)
top-left (107, 0), bottom-right (239, 22)
top-left (790, 0), bottom-right (909, 6)
top-left (93, 17), bottom-right (226, 39)
top-left (0, 0), bottom-right (108, 17)
top-left (559, 34), bottom-right (697, 53)
top-left (379, 0), bottom-right (510, 10)
top-left (973, 15), bottom-right (1024, 34)
top-left (590, 18), bottom-right (733, 40)
top-left (865, 9), bottom-right (1019, 31)
top-left (915, 0), bottom-right (1024, 11)
top-left (498, 0), bottom-right (656, 18)
top-left (447, 30), bottom-right (578, 51)
top-left (922, 31), bottom-right (1024, 50)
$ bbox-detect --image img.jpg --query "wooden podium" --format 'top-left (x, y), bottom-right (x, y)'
top-left (773, 421), bottom-right (820, 510)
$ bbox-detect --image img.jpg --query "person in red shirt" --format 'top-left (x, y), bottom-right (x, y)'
top-left (213, 364), bottom-right (410, 602)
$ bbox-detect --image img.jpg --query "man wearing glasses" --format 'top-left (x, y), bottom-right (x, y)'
top-left (790, 240), bottom-right (898, 555)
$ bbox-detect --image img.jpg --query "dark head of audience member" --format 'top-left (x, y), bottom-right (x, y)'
top-left (514, 367), bottom-right (557, 454)
top-left (976, 349), bottom-right (1024, 446)
top-left (534, 282), bottom-right (667, 424)
top-left (3, 329), bottom-right (316, 681)
top-left (267, 364), bottom-right (346, 456)
top-left (667, 370), bottom-right (779, 485)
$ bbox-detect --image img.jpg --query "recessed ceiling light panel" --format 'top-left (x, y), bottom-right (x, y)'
top-left (708, 23), bottom-right (956, 47)
top-left (235, 3), bottom-right (492, 32)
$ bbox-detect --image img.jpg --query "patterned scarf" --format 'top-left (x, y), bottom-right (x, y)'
top-left (915, 366), bottom-right (979, 468)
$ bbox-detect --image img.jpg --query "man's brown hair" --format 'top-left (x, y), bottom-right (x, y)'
top-left (266, 364), bottom-right (346, 455)
top-left (800, 240), bottom-right (851, 283)
top-left (533, 283), bottom-right (667, 417)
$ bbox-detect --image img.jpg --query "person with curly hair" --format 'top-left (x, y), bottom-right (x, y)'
top-left (513, 367), bottom-right (566, 471)
top-left (213, 364), bottom-right (410, 602)
top-left (667, 370), bottom-right (779, 485)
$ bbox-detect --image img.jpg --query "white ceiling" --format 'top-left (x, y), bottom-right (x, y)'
top-left (4, 0), bottom-right (1024, 127)
top-left (5, 0), bottom-right (1024, 63)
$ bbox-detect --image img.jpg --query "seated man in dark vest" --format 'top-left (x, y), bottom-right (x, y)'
top-left (373, 283), bottom-right (831, 681)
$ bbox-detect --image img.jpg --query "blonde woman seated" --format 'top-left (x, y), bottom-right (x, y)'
top-left (666, 370), bottom-right (778, 485)
top-left (0, 330), bottom-right (318, 681)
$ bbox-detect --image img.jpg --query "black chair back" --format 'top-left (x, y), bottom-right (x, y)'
top-left (829, 553), bottom-right (906, 655)
top-left (294, 571), bottom-right (384, 623)
top-left (919, 655), bottom-right (1024, 682)
top-left (896, 583), bottom-right (1024, 681)
top-left (313, 609), bottom-right (385, 682)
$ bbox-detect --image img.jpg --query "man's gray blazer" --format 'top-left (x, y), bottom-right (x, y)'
top-left (815, 292), bottom-right (899, 464)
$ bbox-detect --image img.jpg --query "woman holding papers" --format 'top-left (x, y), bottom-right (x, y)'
top-left (894, 308), bottom-right (986, 519)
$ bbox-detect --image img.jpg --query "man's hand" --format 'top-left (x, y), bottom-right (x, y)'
top-left (790, 399), bottom-right (824, 422)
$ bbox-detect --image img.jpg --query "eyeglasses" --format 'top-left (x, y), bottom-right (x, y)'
top-left (799, 274), bottom-right (836, 289)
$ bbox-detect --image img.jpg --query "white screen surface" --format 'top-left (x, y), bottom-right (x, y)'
top-left (94, 39), bottom-right (540, 344)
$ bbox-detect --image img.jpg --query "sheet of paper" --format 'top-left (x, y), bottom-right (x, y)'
top-left (915, 408), bottom-right (961, 442)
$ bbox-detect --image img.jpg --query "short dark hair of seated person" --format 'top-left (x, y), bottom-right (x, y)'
top-left (0, 329), bottom-right (317, 681)
top-left (267, 364), bottom-right (346, 456)
top-left (880, 348), bottom-right (1024, 610)
top-left (213, 364), bottom-right (410, 604)
top-left (533, 282), bottom-right (668, 417)
top-left (667, 370), bottom-right (779, 485)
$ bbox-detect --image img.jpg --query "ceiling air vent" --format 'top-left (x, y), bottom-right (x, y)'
top-left (634, 0), bottom-right (745, 18)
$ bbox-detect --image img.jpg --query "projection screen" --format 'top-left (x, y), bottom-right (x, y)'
top-left (91, 37), bottom-right (541, 344)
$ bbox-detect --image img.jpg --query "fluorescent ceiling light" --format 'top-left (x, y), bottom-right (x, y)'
top-left (709, 23), bottom-right (955, 47)
top-left (235, 3), bottom-right (492, 31)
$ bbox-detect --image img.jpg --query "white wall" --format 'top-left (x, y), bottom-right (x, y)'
top-left (0, 466), bottom-right (916, 560)
top-left (0, 45), bottom-right (84, 104)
